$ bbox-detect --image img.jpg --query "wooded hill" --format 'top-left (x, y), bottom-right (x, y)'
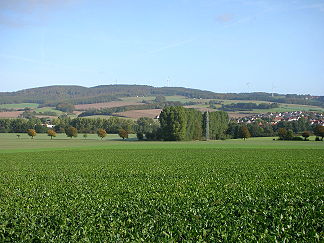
top-left (1, 85), bottom-right (323, 107)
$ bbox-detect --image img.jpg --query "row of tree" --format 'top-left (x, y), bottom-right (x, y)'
top-left (157, 107), bottom-right (229, 141)
top-left (1, 109), bottom-right (323, 141)
top-left (221, 102), bottom-right (279, 111)
top-left (25, 127), bottom-right (129, 140)
top-left (0, 117), bottom-right (136, 134)
top-left (226, 117), bottom-right (319, 138)
top-left (227, 123), bottom-right (324, 141)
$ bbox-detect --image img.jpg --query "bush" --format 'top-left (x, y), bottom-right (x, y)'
top-left (146, 129), bottom-right (163, 141)
top-left (97, 128), bottom-right (107, 140)
top-left (118, 129), bottom-right (128, 140)
top-left (292, 137), bottom-right (304, 141)
top-left (136, 132), bottom-right (144, 140)
top-left (65, 126), bottom-right (78, 138)
top-left (27, 129), bottom-right (37, 139)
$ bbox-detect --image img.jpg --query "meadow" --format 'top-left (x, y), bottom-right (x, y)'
top-left (0, 135), bottom-right (323, 241)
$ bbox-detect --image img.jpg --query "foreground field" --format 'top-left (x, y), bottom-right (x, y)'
top-left (0, 137), bottom-right (323, 241)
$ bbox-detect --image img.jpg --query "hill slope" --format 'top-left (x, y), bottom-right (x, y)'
top-left (0, 85), bottom-right (323, 107)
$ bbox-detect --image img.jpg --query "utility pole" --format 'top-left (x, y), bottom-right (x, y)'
top-left (205, 111), bottom-right (209, 140)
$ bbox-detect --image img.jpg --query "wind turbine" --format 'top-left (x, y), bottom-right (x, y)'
top-left (271, 83), bottom-right (276, 97)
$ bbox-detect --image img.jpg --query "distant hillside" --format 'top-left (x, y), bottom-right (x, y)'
top-left (0, 85), bottom-right (323, 107)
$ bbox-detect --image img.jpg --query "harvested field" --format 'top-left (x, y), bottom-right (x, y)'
top-left (184, 105), bottom-right (214, 112)
top-left (227, 112), bottom-right (259, 118)
top-left (116, 109), bottom-right (162, 119)
top-left (75, 101), bottom-right (140, 110)
top-left (73, 111), bottom-right (83, 116)
top-left (0, 111), bottom-right (23, 118)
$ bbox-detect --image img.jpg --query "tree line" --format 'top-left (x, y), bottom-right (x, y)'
top-left (0, 107), bottom-right (230, 141)
top-left (227, 119), bottom-right (324, 141)
top-left (1, 108), bottom-right (323, 141)
top-left (221, 102), bottom-right (279, 111)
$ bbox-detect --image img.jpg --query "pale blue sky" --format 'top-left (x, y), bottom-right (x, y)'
top-left (0, 0), bottom-right (323, 95)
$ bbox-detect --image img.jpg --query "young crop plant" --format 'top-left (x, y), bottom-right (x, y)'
top-left (0, 143), bottom-right (322, 241)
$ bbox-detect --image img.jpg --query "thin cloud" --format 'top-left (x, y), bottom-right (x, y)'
top-left (216, 14), bottom-right (234, 23)
top-left (297, 3), bottom-right (324, 12)
top-left (146, 38), bottom-right (196, 55)
top-left (0, 0), bottom-right (78, 27)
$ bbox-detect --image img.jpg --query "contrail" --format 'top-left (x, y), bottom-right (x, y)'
top-left (146, 38), bottom-right (196, 55)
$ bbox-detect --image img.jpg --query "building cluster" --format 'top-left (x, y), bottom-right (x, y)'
top-left (236, 111), bottom-right (324, 126)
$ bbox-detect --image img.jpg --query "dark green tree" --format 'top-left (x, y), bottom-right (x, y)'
top-left (135, 117), bottom-right (158, 140)
top-left (184, 108), bottom-right (203, 140)
top-left (286, 130), bottom-right (294, 140)
top-left (159, 106), bottom-right (187, 141)
top-left (278, 128), bottom-right (287, 140)
top-left (239, 126), bottom-right (251, 140)
top-left (302, 131), bottom-right (310, 141)
top-left (203, 111), bottom-right (228, 140)
top-left (313, 125), bottom-right (324, 141)
top-left (136, 132), bottom-right (144, 140)
top-left (56, 103), bottom-right (75, 113)
top-left (118, 128), bottom-right (128, 140)
top-left (65, 126), bottom-right (78, 138)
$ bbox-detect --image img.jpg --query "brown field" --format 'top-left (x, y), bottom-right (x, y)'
top-left (184, 105), bottom-right (215, 112)
top-left (73, 111), bottom-right (83, 116)
top-left (75, 101), bottom-right (141, 110)
top-left (116, 109), bottom-right (162, 119)
top-left (0, 111), bottom-right (23, 118)
top-left (227, 112), bottom-right (259, 118)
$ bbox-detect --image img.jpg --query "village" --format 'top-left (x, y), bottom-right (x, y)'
top-left (235, 111), bottom-right (324, 126)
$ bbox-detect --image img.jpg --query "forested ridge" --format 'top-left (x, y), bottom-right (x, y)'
top-left (1, 84), bottom-right (323, 107)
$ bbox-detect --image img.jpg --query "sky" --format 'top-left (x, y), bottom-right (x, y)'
top-left (0, 0), bottom-right (323, 95)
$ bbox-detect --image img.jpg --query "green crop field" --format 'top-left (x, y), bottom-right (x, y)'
top-left (0, 103), bottom-right (39, 109)
top-left (34, 107), bottom-right (64, 115)
top-left (0, 135), bottom-right (323, 241)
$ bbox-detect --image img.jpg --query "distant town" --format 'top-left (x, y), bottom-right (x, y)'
top-left (236, 111), bottom-right (324, 126)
